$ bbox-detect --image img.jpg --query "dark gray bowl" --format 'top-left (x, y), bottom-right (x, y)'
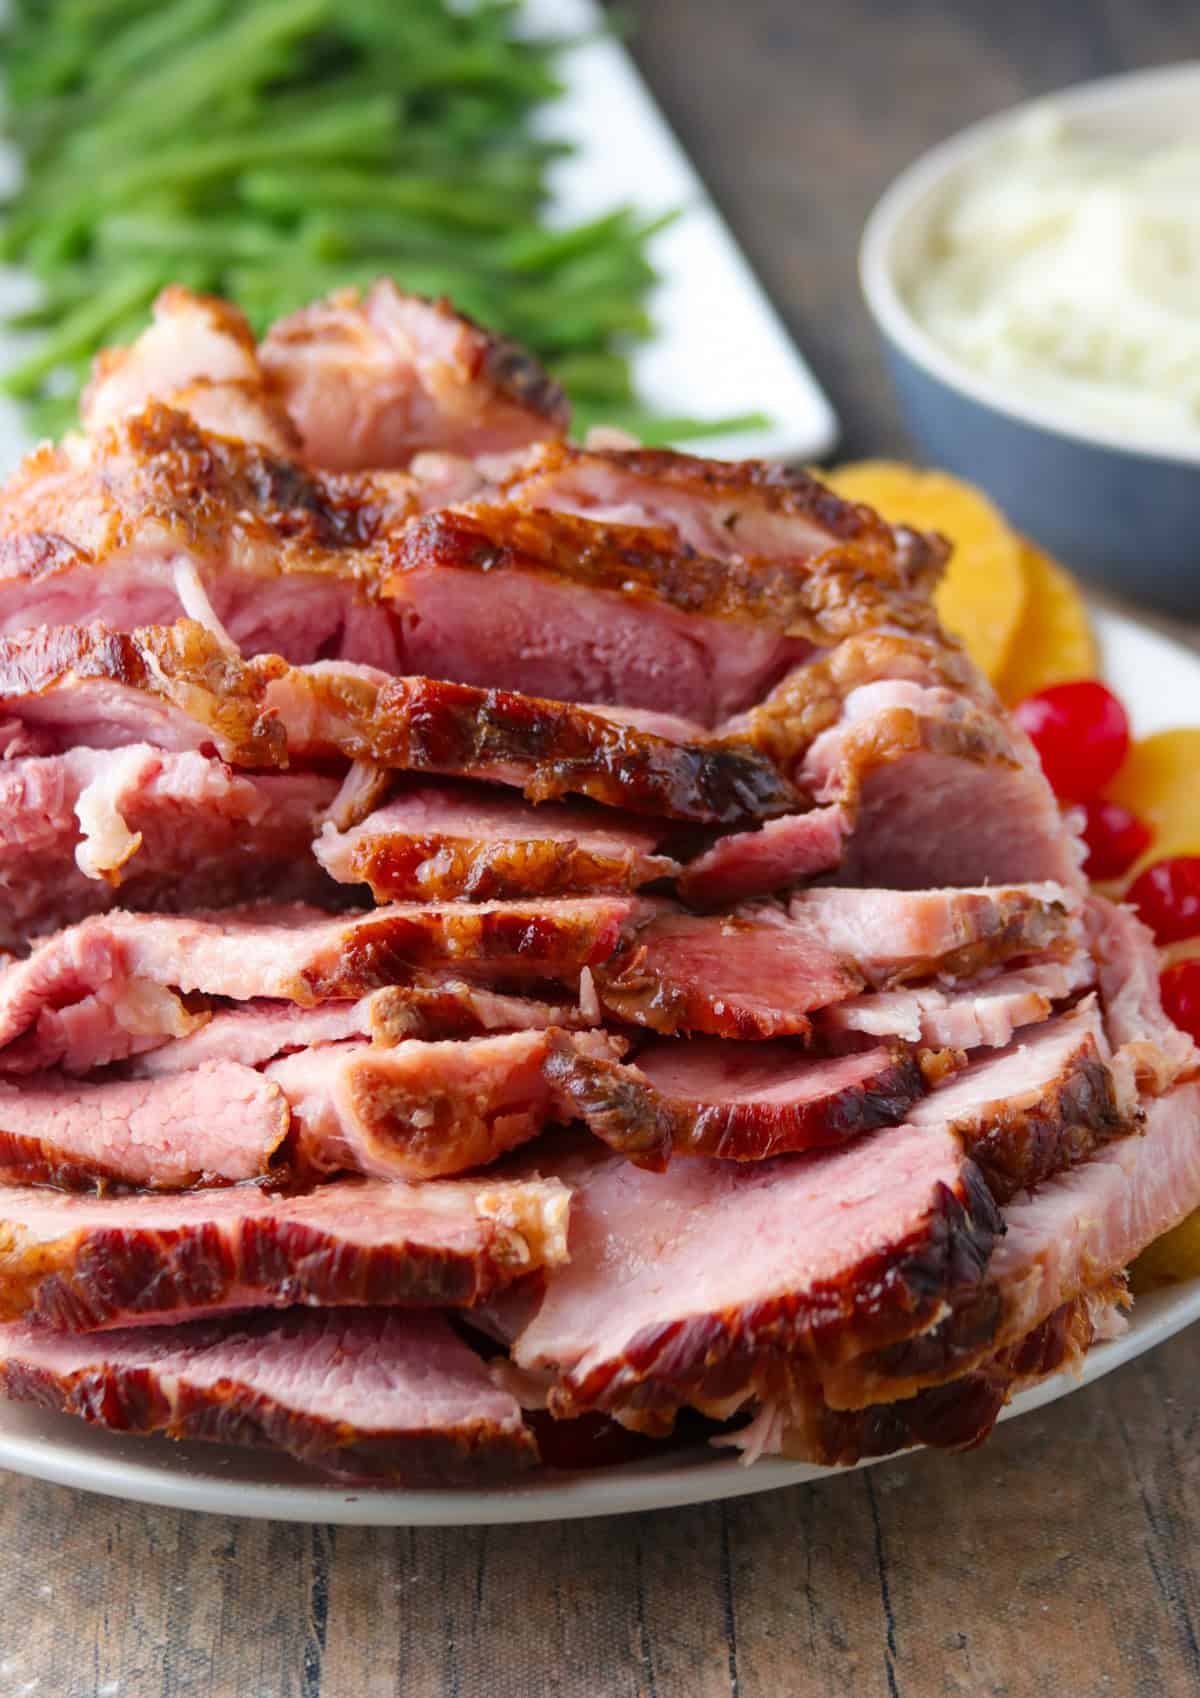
top-left (859, 64), bottom-right (1200, 616)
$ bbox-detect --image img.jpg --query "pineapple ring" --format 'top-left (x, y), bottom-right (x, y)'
top-left (823, 461), bottom-right (1027, 681)
top-left (996, 540), bottom-right (1099, 705)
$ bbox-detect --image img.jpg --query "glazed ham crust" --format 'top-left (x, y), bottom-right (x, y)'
top-left (0, 1173), bottom-right (572, 1330)
top-left (0, 1307), bottom-right (537, 1484)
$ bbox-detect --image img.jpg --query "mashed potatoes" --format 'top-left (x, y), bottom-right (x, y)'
top-left (908, 109), bottom-right (1200, 446)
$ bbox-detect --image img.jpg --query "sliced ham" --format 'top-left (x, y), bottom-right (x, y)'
top-left (591, 885), bottom-right (1075, 1040)
top-left (0, 1062), bottom-right (288, 1190)
top-left (511, 1126), bottom-right (999, 1422)
top-left (269, 668), bottom-right (799, 825)
top-left (80, 286), bottom-right (299, 455)
top-left (0, 620), bottom-right (290, 763)
top-left (1085, 895), bottom-right (1199, 1096)
top-left (677, 806), bottom-right (849, 908)
top-left (382, 504), bottom-right (813, 724)
top-left (820, 955), bottom-right (1093, 1048)
top-left (0, 746), bottom-right (339, 946)
top-left (786, 883), bottom-right (1079, 986)
top-left (0, 619), bottom-right (799, 827)
top-left (907, 998), bottom-right (1127, 1201)
top-left (502, 441), bottom-right (947, 587)
top-left (260, 281), bottom-right (569, 468)
top-left (127, 983), bottom-right (589, 1078)
top-left (0, 411), bottom-right (410, 667)
top-left (802, 679), bottom-right (1085, 891)
top-left (543, 1033), bottom-right (925, 1167)
top-left (0, 1308), bottom-right (536, 1484)
top-left (825, 1079), bottom-right (1200, 1410)
top-left (730, 1284), bottom-right (1123, 1467)
top-left (314, 782), bottom-right (677, 902)
top-left (593, 908), bottom-right (863, 1039)
top-left (266, 1029), bottom-right (622, 1180)
top-left (0, 897), bottom-right (642, 1063)
top-left (0, 1172), bottom-right (572, 1330)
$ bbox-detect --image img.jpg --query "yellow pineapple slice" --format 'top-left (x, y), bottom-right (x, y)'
top-left (996, 540), bottom-right (1099, 705)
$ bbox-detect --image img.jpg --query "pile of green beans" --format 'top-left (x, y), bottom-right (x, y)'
top-left (0, 0), bottom-right (765, 443)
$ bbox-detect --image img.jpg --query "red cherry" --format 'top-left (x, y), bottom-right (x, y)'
top-left (1127, 857), bottom-right (1200, 944)
top-left (1012, 681), bottom-right (1130, 801)
top-left (1079, 799), bottom-right (1153, 880)
top-left (1160, 960), bottom-right (1200, 1044)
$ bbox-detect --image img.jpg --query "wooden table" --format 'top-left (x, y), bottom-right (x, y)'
top-left (6, 4), bottom-right (1200, 1694)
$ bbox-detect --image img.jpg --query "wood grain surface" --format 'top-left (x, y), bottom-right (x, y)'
top-left (4, 4), bottom-right (1200, 1695)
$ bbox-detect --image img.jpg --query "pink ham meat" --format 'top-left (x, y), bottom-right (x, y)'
top-left (0, 619), bottom-right (799, 827)
top-left (314, 782), bottom-right (677, 902)
top-left (825, 1080), bottom-right (1200, 1411)
top-left (1085, 895), bottom-right (1199, 1096)
top-left (502, 441), bottom-right (946, 586)
top-left (727, 1284), bottom-right (1124, 1467)
top-left (269, 667), bottom-right (799, 825)
top-left (786, 883), bottom-right (1079, 986)
top-left (80, 286), bottom-right (300, 454)
top-left (510, 1127), bottom-right (999, 1422)
top-left (906, 998), bottom-right (1127, 1202)
top-left (126, 983), bottom-right (590, 1078)
top-left (382, 505), bottom-right (813, 725)
top-left (0, 746), bottom-right (339, 947)
top-left (0, 1063), bottom-right (288, 1190)
top-left (677, 806), bottom-right (849, 907)
top-left (0, 1309), bottom-right (536, 1484)
top-left (820, 955), bottom-right (1094, 1048)
top-left (0, 1172), bottom-right (572, 1330)
top-left (802, 679), bottom-right (1085, 891)
top-left (265, 1029), bottom-right (623, 1180)
top-left (543, 1033), bottom-right (925, 1167)
top-left (0, 897), bottom-right (641, 1065)
top-left (260, 282), bottom-right (569, 468)
top-left (0, 414), bottom-right (410, 669)
top-left (594, 884), bottom-right (1076, 1040)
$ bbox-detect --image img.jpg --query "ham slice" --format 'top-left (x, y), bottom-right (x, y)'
top-left (126, 982), bottom-right (589, 1078)
top-left (0, 619), bottom-right (799, 826)
top-left (907, 998), bottom-right (1127, 1201)
top-left (677, 807), bottom-right (849, 907)
top-left (826, 1079), bottom-right (1200, 1410)
top-left (0, 1172), bottom-right (572, 1330)
top-left (502, 441), bottom-right (946, 587)
top-left (510, 1126), bottom-right (999, 1422)
top-left (802, 678), bottom-right (1085, 891)
top-left (543, 1033), bottom-right (925, 1167)
top-left (723, 1284), bottom-right (1124, 1467)
top-left (270, 668), bottom-right (799, 825)
top-left (0, 413), bottom-right (409, 668)
top-left (0, 1308), bottom-right (536, 1484)
top-left (786, 883), bottom-right (1079, 986)
top-left (0, 1062), bottom-right (289, 1190)
top-left (260, 281), bottom-right (568, 468)
top-left (266, 1029), bottom-right (622, 1180)
top-left (315, 782), bottom-right (677, 901)
top-left (820, 955), bottom-right (1093, 1048)
top-left (81, 286), bottom-right (300, 455)
top-left (0, 746), bottom-right (339, 946)
top-left (592, 884), bottom-right (1076, 1041)
top-left (0, 898), bottom-right (642, 1064)
top-left (1085, 895), bottom-right (1199, 1096)
top-left (383, 505), bottom-right (812, 724)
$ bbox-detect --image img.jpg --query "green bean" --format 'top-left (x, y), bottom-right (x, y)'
top-left (0, 0), bottom-right (768, 447)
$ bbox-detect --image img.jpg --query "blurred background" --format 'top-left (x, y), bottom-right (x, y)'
top-left (628, 0), bottom-right (1198, 457)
